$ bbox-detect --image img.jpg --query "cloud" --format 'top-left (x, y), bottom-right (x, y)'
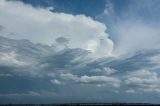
top-left (96, 0), bottom-right (114, 21)
top-left (126, 89), bottom-right (135, 94)
top-left (2, 0), bottom-right (160, 103)
top-left (0, 91), bottom-right (41, 97)
top-left (60, 73), bottom-right (121, 87)
top-left (0, 25), bottom-right (4, 31)
top-left (1, 35), bottom-right (160, 102)
top-left (112, 21), bottom-right (160, 56)
top-left (91, 67), bottom-right (117, 75)
top-left (0, 51), bottom-right (28, 67)
top-left (103, 0), bottom-right (114, 16)
top-left (125, 69), bottom-right (160, 93)
top-left (0, 73), bottom-right (13, 77)
top-left (0, 0), bottom-right (114, 58)
top-left (96, 0), bottom-right (160, 56)
top-left (50, 79), bottom-right (62, 85)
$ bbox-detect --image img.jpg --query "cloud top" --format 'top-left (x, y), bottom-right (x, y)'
top-left (0, 0), bottom-right (114, 58)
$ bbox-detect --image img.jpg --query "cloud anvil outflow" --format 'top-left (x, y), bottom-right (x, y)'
top-left (1, 0), bottom-right (160, 104)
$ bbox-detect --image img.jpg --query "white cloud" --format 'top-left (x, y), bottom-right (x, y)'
top-left (51, 79), bottom-right (62, 85)
top-left (149, 54), bottom-right (160, 63)
top-left (0, 0), bottom-right (114, 58)
top-left (126, 89), bottom-right (135, 94)
top-left (147, 54), bottom-right (160, 70)
top-left (96, 0), bottom-right (114, 19)
top-left (92, 67), bottom-right (117, 75)
top-left (103, 0), bottom-right (114, 16)
top-left (102, 67), bottom-right (117, 75)
top-left (0, 51), bottom-right (28, 67)
top-left (112, 21), bottom-right (160, 56)
top-left (60, 73), bottom-right (121, 87)
top-left (125, 69), bottom-right (160, 93)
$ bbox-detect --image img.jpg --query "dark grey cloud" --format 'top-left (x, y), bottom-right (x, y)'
top-left (0, 25), bottom-right (4, 31)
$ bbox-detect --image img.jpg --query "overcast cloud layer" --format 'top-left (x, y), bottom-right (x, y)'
top-left (1, 0), bottom-right (160, 104)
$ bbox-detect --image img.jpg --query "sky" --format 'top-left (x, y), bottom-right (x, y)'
top-left (1, 0), bottom-right (160, 104)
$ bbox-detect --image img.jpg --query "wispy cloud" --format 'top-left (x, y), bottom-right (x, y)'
top-left (97, 0), bottom-right (160, 56)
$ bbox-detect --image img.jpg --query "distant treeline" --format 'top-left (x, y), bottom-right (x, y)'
top-left (0, 103), bottom-right (158, 106)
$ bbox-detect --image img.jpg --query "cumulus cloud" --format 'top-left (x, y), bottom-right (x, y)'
top-left (125, 69), bottom-right (160, 93)
top-left (91, 67), bottom-right (117, 75)
top-left (60, 73), bottom-right (121, 87)
top-left (100, 67), bottom-right (117, 75)
top-left (148, 53), bottom-right (160, 70)
top-left (0, 51), bottom-right (28, 67)
top-left (0, 0), bottom-right (114, 58)
top-left (50, 79), bottom-right (62, 85)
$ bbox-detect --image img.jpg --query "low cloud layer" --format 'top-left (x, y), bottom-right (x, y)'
top-left (60, 73), bottom-right (120, 87)
top-left (125, 69), bottom-right (160, 93)
top-left (1, 36), bottom-right (160, 103)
